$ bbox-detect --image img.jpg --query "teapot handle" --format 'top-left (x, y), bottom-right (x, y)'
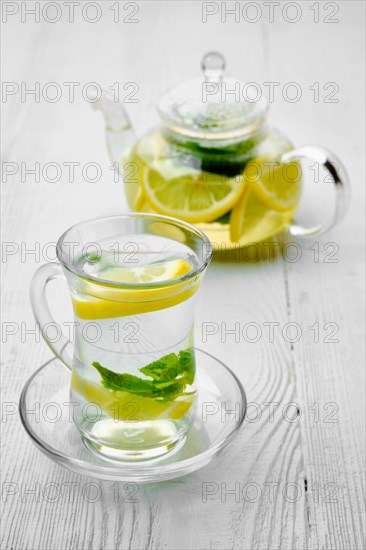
top-left (281, 146), bottom-right (350, 237)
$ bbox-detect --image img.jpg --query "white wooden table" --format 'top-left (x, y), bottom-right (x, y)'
top-left (2, 2), bottom-right (365, 549)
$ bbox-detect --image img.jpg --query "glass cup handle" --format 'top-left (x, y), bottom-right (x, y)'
top-left (30, 263), bottom-right (73, 371)
top-left (281, 146), bottom-right (350, 237)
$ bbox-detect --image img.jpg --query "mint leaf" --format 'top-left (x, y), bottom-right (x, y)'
top-left (92, 362), bottom-right (158, 397)
top-left (155, 382), bottom-right (184, 401)
top-left (92, 347), bottom-right (195, 401)
top-left (177, 136), bottom-right (258, 177)
top-left (178, 349), bottom-right (195, 385)
top-left (213, 212), bottom-right (231, 225)
top-left (77, 252), bottom-right (101, 264)
top-left (141, 349), bottom-right (195, 386)
top-left (140, 353), bottom-right (180, 382)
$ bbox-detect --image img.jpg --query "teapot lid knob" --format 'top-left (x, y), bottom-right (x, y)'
top-left (201, 52), bottom-right (226, 82)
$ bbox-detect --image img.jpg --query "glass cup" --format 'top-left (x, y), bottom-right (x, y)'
top-left (30, 214), bottom-right (212, 461)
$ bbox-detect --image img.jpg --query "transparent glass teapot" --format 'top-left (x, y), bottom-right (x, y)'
top-left (94, 52), bottom-right (350, 249)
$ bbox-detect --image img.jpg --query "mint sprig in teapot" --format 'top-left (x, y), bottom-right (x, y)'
top-left (94, 52), bottom-right (350, 249)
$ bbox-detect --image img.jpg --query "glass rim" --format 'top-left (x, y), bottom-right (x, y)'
top-left (56, 213), bottom-right (212, 289)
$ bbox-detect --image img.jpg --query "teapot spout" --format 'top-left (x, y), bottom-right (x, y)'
top-left (92, 91), bottom-right (136, 164)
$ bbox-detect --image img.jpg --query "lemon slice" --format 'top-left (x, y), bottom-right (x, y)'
top-left (72, 259), bottom-right (198, 320)
top-left (244, 157), bottom-right (302, 212)
top-left (72, 371), bottom-right (196, 421)
top-left (142, 168), bottom-right (245, 223)
top-left (99, 258), bottom-right (193, 284)
top-left (230, 187), bottom-right (296, 243)
top-left (72, 284), bottom-right (199, 320)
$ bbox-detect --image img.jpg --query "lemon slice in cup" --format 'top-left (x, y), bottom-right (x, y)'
top-left (72, 371), bottom-right (196, 421)
top-left (72, 259), bottom-right (197, 320)
top-left (99, 258), bottom-right (193, 284)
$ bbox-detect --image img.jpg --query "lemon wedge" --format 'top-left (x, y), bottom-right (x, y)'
top-left (230, 187), bottom-right (297, 243)
top-left (244, 157), bottom-right (302, 212)
top-left (229, 156), bottom-right (301, 242)
top-left (72, 370), bottom-right (196, 421)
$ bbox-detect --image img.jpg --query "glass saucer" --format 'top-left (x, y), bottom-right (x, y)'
top-left (19, 349), bottom-right (246, 483)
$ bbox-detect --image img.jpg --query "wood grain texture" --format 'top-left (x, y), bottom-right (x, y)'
top-left (1, 2), bottom-right (365, 549)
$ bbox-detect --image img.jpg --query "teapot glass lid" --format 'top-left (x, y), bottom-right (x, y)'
top-left (158, 52), bottom-right (268, 141)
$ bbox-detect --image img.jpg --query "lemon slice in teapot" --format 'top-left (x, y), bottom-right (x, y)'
top-left (230, 186), bottom-right (296, 243)
top-left (142, 168), bottom-right (245, 223)
top-left (229, 156), bottom-right (301, 241)
top-left (244, 157), bottom-right (302, 212)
